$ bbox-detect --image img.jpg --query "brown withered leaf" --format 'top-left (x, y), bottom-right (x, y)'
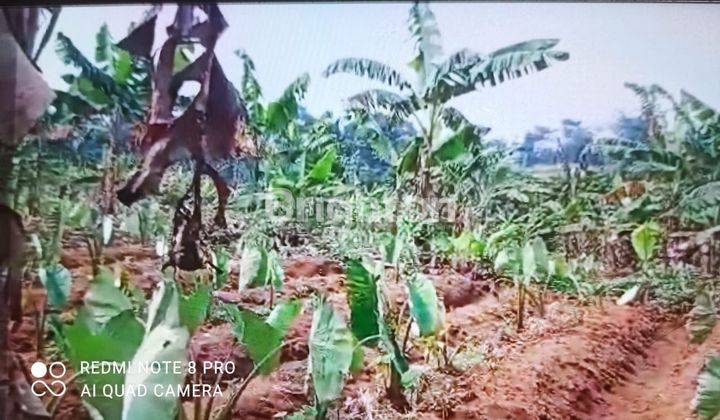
top-left (117, 13), bottom-right (157, 59)
top-left (117, 3), bottom-right (244, 230)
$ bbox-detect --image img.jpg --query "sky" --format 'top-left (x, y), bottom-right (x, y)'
top-left (37, 2), bottom-right (720, 142)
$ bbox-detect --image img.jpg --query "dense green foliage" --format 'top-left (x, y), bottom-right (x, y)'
top-left (7, 2), bottom-right (719, 419)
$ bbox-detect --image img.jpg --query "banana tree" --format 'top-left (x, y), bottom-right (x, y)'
top-left (235, 51), bottom-right (342, 194)
top-left (54, 23), bottom-right (150, 122)
top-left (324, 1), bottom-right (569, 198)
top-left (601, 85), bottom-right (720, 227)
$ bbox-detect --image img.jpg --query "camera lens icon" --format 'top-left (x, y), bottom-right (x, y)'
top-left (30, 361), bottom-right (67, 397)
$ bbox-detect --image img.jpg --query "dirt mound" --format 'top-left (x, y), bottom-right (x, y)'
top-left (600, 319), bottom-right (720, 419)
top-left (284, 255), bottom-right (343, 279)
top-left (189, 324), bottom-right (254, 383)
top-left (233, 360), bottom-right (309, 419)
top-left (427, 267), bottom-right (500, 309)
top-left (447, 304), bottom-right (660, 419)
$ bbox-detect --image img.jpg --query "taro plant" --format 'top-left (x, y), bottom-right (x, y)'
top-left (306, 296), bottom-right (356, 419)
top-left (51, 268), bottom-right (211, 420)
top-left (344, 258), bottom-right (426, 411)
top-left (79, 206), bottom-right (114, 275)
top-left (211, 246), bottom-right (232, 290)
top-left (237, 241), bottom-right (284, 308)
top-left (407, 273), bottom-right (446, 367)
top-left (694, 354), bottom-right (720, 420)
top-left (123, 199), bottom-right (169, 248)
top-left (122, 281), bottom-right (190, 420)
top-left (217, 300), bottom-right (302, 418)
top-left (616, 220), bottom-right (663, 305)
top-left (29, 195), bottom-right (89, 356)
top-left (687, 291), bottom-right (717, 345)
top-left (494, 237), bottom-right (553, 330)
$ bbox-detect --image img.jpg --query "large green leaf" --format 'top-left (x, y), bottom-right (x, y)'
top-left (122, 281), bottom-right (188, 420)
top-left (439, 106), bottom-right (489, 137)
top-left (480, 39), bottom-right (569, 84)
top-left (347, 89), bottom-right (416, 123)
top-left (242, 310), bottom-right (284, 374)
top-left (432, 38), bottom-right (568, 103)
top-left (235, 49), bottom-right (263, 102)
top-left (493, 249), bottom-right (511, 273)
top-left (235, 309), bottom-right (282, 375)
top-left (179, 284), bottom-right (212, 334)
top-left (631, 221), bottom-right (662, 263)
top-left (145, 280), bottom-right (181, 333)
top-left (408, 2), bottom-right (442, 90)
top-left (432, 126), bottom-right (476, 163)
top-left (226, 302), bottom-right (300, 375)
top-left (112, 49), bottom-right (133, 84)
top-left (531, 237), bottom-right (550, 275)
top-left (83, 268), bottom-right (133, 325)
top-left (267, 300), bottom-right (303, 334)
top-left (268, 250), bottom-right (285, 290)
top-left (75, 77), bottom-right (111, 106)
top-left (408, 274), bottom-right (442, 336)
top-left (398, 139), bottom-right (421, 175)
top-left (38, 263), bottom-right (72, 309)
top-left (688, 291), bottom-right (717, 344)
top-left (264, 101), bottom-right (289, 133)
top-left (65, 310), bottom-right (143, 420)
top-left (305, 148), bottom-right (337, 184)
top-left (382, 232), bottom-right (404, 266)
top-left (308, 297), bottom-right (354, 409)
top-left (486, 224), bottom-right (520, 257)
top-left (213, 246), bottom-right (231, 289)
top-left (521, 241), bottom-right (537, 280)
top-left (426, 50), bottom-right (484, 102)
top-left (95, 24), bottom-right (113, 64)
top-left (239, 245), bottom-right (269, 290)
top-left (345, 260), bottom-right (380, 343)
top-left (695, 355), bottom-right (720, 420)
top-left (122, 326), bottom-right (188, 420)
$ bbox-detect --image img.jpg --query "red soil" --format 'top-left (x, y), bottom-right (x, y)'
top-left (9, 245), bottom-right (718, 420)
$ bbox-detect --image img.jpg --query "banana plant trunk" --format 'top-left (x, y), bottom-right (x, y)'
top-left (517, 282), bottom-right (525, 331)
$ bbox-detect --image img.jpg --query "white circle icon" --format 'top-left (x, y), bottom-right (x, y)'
top-left (30, 361), bottom-right (47, 378)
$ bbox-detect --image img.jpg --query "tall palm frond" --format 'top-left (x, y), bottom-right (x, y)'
top-left (95, 24), bottom-right (113, 64)
top-left (56, 32), bottom-right (120, 96)
top-left (425, 48), bottom-right (486, 101)
top-left (281, 73), bottom-right (310, 104)
top-left (235, 49), bottom-right (263, 102)
top-left (440, 106), bottom-right (490, 137)
top-left (323, 58), bottom-right (411, 91)
top-left (408, 1), bottom-right (443, 88)
top-left (347, 89), bottom-right (417, 123)
top-left (480, 39), bottom-right (569, 85)
top-left (429, 39), bottom-right (568, 103)
top-left (55, 32), bottom-right (145, 117)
